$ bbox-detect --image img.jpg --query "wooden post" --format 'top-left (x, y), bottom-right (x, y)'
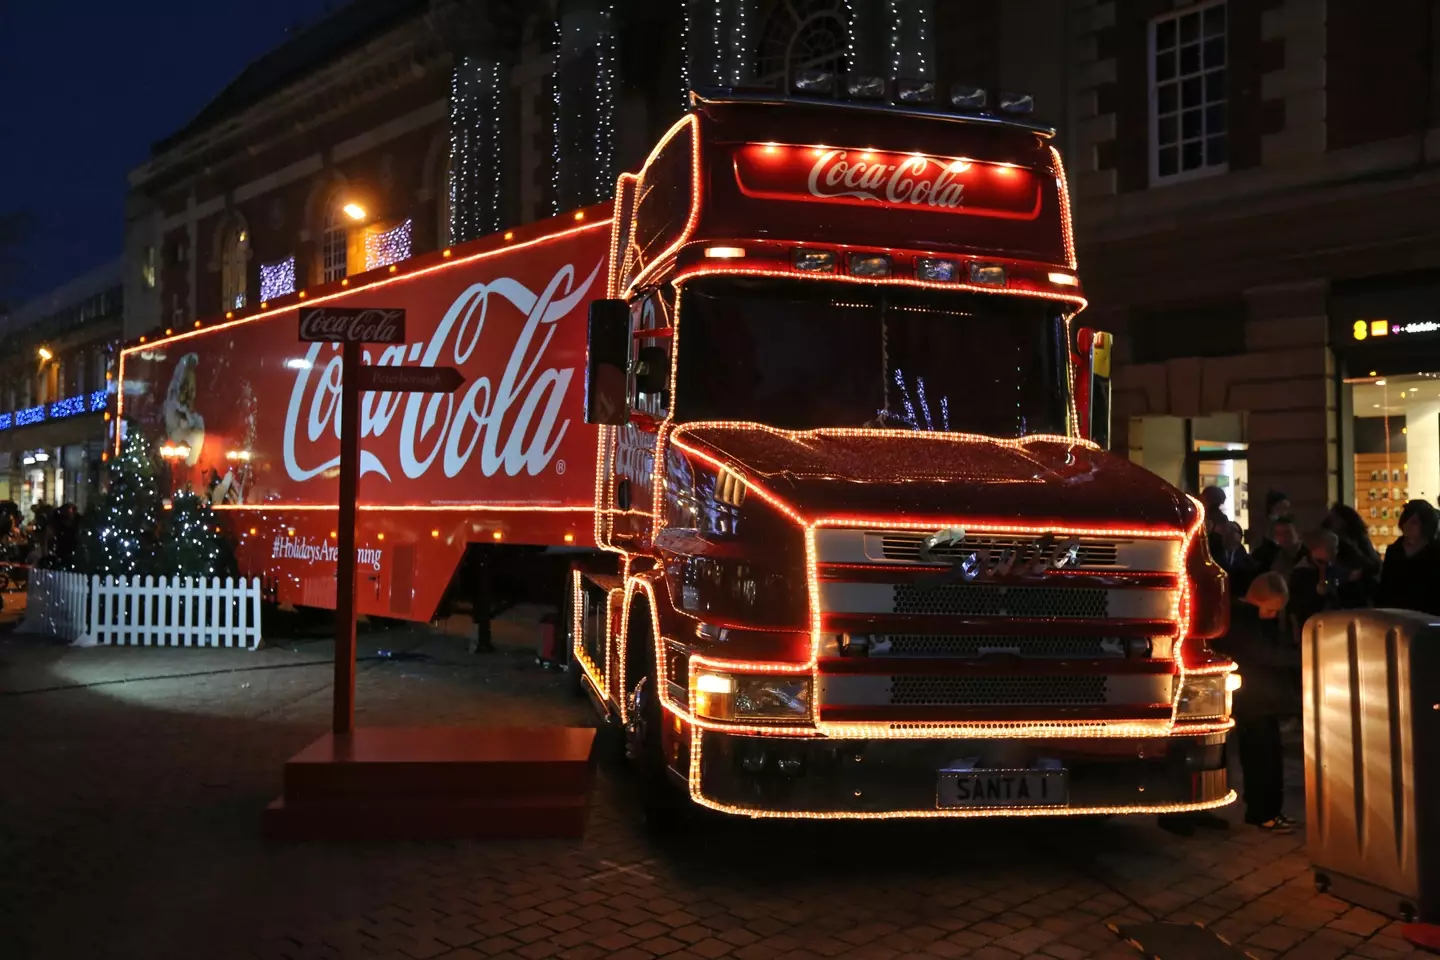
top-left (334, 339), bottom-right (361, 735)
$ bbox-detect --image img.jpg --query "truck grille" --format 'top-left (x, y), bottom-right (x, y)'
top-left (881, 533), bottom-right (1120, 568)
top-left (893, 583), bottom-right (1108, 618)
top-left (890, 675), bottom-right (1108, 706)
top-left (872, 634), bottom-right (1125, 658)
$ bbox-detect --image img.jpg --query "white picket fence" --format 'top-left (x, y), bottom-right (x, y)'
top-left (19, 569), bottom-right (263, 650)
top-left (16, 569), bottom-right (88, 639)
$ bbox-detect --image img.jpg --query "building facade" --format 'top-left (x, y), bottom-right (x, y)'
top-left (1056, 0), bottom-right (1440, 543)
top-left (124, 0), bottom-right (949, 341)
top-left (0, 261), bottom-right (122, 514)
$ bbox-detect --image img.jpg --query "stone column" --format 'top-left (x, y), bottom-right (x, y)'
top-left (1241, 280), bottom-right (1335, 531)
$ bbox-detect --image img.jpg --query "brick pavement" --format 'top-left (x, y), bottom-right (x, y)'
top-left (0, 620), bottom-right (1429, 960)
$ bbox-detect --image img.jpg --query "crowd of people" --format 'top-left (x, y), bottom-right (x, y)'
top-left (1169, 485), bottom-right (1440, 838)
top-left (0, 500), bottom-right (82, 573)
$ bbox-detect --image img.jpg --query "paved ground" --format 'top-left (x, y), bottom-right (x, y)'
top-left (0, 610), bottom-right (1429, 960)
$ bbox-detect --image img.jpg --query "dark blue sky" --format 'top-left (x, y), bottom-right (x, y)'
top-left (0, 0), bottom-right (337, 303)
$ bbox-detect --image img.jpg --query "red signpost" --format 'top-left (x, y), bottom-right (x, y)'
top-left (297, 306), bottom-right (465, 735)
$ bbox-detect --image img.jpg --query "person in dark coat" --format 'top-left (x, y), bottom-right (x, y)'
top-left (1287, 528), bottom-right (1354, 635)
top-left (1322, 503), bottom-right (1380, 608)
top-left (1214, 520), bottom-right (1257, 595)
top-left (1251, 515), bottom-right (1303, 578)
top-left (1213, 571), bottom-right (1301, 832)
top-left (1376, 500), bottom-right (1440, 616)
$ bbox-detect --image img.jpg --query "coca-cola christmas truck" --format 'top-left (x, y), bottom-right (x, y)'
top-left (119, 91), bottom-right (1237, 821)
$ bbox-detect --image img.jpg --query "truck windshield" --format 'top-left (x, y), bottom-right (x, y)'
top-left (674, 277), bottom-right (1072, 437)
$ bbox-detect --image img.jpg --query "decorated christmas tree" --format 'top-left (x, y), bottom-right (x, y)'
top-left (161, 492), bottom-right (236, 578)
top-left (77, 425), bottom-right (162, 576)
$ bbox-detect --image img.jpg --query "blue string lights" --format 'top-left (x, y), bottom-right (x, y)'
top-left (0, 387), bottom-right (110, 432)
top-left (880, 369), bottom-right (950, 431)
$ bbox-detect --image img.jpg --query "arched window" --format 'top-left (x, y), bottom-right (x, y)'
top-left (755, 0), bottom-right (850, 89)
top-left (322, 202), bottom-right (350, 283)
top-left (221, 225), bottom-right (249, 310)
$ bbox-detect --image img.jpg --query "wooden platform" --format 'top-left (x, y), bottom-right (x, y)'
top-left (264, 726), bottom-right (596, 841)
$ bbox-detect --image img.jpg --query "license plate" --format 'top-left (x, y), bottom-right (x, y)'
top-left (936, 769), bottom-right (1068, 808)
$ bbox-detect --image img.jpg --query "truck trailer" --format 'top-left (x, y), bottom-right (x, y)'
top-left (119, 91), bottom-right (1237, 822)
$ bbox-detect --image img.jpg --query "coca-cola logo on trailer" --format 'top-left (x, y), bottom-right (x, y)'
top-left (807, 150), bottom-right (967, 209)
top-left (298, 307), bottom-right (407, 343)
top-left (284, 261), bottom-right (602, 484)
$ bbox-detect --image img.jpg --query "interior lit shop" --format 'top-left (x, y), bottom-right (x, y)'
top-left (1334, 272), bottom-right (1440, 546)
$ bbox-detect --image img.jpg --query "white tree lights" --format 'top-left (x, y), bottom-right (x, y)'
top-left (449, 56), bottom-right (503, 243)
top-left (888, 0), bottom-right (932, 80)
top-left (593, 1), bottom-right (617, 203)
top-left (552, 5), bottom-right (617, 211)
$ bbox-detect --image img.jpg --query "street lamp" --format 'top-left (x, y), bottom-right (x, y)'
top-left (37, 347), bottom-right (52, 362)
top-left (342, 203), bottom-right (367, 221)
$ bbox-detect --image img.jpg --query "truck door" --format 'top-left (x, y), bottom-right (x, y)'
top-left (609, 288), bottom-right (674, 550)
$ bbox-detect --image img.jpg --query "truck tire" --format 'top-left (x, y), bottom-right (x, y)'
top-left (625, 596), bottom-right (687, 831)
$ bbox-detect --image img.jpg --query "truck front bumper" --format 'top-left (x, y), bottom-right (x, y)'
top-left (693, 729), bottom-right (1232, 818)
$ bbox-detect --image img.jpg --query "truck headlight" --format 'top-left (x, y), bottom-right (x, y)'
top-left (1176, 674), bottom-right (1235, 718)
top-left (694, 671), bottom-right (811, 721)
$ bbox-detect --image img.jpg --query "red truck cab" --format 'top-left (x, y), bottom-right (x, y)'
top-left (573, 92), bottom-right (1235, 820)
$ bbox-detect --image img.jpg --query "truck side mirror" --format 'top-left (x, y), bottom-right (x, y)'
top-left (1084, 328), bottom-right (1113, 450)
top-left (585, 299), bottom-right (630, 425)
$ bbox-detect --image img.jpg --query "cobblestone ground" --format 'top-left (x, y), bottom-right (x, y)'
top-left (0, 614), bottom-right (1427, 960)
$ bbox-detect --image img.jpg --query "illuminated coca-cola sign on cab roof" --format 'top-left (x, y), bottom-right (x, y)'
top-left (732, 143), bottom-right (1043, 221)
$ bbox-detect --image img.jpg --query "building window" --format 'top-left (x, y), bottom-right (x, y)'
top-left (1149, 1), bottom-right (1227, 182)
top-left (221, 226), bottom-right (248, 310)
top-left (755, 0), bottom-right (850, 89)
top-left (322, 204), bottom-right (349, 283)
top-left (141, 246), bottom-right (156, 289)
top-left (260, 256), bottom-right (297, 302)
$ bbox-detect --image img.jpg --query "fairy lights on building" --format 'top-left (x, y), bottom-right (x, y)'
top-left (449, 56), bottom-right (502, 242)
top-left (259, 257), bottom-right (296, 301)
top-left (364, 219), bottom-right (413, 271)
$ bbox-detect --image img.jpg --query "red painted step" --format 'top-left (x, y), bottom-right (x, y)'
top-left (265, 726), bottom-right (596, 841)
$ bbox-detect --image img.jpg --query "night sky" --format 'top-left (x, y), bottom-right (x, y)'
top-left (0, 0), bottom-right (338, 305)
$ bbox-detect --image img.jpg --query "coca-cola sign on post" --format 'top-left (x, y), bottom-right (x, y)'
top-left (299, 307), bottom-right (407, 343)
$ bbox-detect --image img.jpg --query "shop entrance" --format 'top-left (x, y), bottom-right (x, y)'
top-left (1127, 413), bottom-right (1250, 534)
top-left (1341, 372), bottom-right (1438, 544)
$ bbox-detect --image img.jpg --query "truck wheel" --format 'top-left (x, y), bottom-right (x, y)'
top-left (625, 599), bottom-right (687, 831)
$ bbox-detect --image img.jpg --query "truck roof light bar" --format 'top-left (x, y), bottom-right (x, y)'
top-left (793, 249), bottom-right (837, 273)
top-left (848, 254), bottom-right (892, 278)
top-left (950, 84), bottom-right (988, 110)
top-left (705, 246), bottom-right (746, 259)
top-left (791, 70), bottom-right (836, 96)
top-left (896, 79), bottom-right (936, 105)
top-left (845, 75), bottom-right (887, 100)
top-left (968, 262), bottom-right (1007, 286)
top-left (999, 92), bottom-right (1035, 116)
top-left (916, 258), bottom-right (958, 283)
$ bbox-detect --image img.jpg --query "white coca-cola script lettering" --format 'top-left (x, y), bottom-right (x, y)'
top-left (284, 260), bottom-right (602, 483)
top-left (806, 150), bottom-right (966, 209)
top-left (299, 308), bottom-right (405, 343)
